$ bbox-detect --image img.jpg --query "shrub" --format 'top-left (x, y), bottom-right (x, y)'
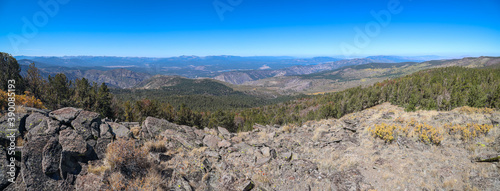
top-left (143, 140), bottom-right (167, 153)
top-left (105, 139), bottom-right (149, 178)
top-left (369, 123), bottom-right (405, 143)
top-left (88, 164), bottom-right (110, 175)
top-left (458, 106), bottom-right (495, 114)
top-left (445, 123), bottom-right (494, 141)
top-left (0, 90), bottom-right (46, 110)
top-left (413, 123), bottom-right (442, 145)
top-left (282, 124), bottom-right (297, 133)
top-left (108, 172), bottom-right (126, 190)
top-left (369, 121), bottom-right (441, 145)
top-left (130, 126), bottom-right (141, 138)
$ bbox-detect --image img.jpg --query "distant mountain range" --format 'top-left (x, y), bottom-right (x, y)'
top-left (240, 56), bottom-right (500, 95)
top-left (214, 57), bottom-right (417, 84)
top-left (16, 54), bottom-right (489, 95)
top-left (15, 55), bottom-right (343, 78)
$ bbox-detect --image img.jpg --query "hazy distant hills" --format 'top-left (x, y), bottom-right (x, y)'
top-left (241, 56), bottom-right (500, 95)
top-left (16, 55), bottom-right (494, 95)
top-left (15, 55), bottom-right (342, 78)
top-left (18, 59), bottom-right (151, 88)
top-left (214, 56), bottom-right (429, 84)
top-left (16, 55), bottom-right (428, 88)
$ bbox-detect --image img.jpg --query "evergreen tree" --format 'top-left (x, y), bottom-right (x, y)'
top-left (73, 78), bottom-right (92, 110)
top-left (95, 83), bottom-right (113, 118)
top-left (0, 52), bottom-right (24, 93)
top-left (25, 62), bottom-right (47, 100)
top-left (47, 73), bottom-right (72, 109)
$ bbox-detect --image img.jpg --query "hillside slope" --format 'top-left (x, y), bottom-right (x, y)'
top-left (18, 59), bottom-right (152, 89)
top-left (2, 104), bottom-right (498, 190)
top-left (240, 56), bottom-right (500, 95)
top-left (111, 75), bottom-right (296, 112)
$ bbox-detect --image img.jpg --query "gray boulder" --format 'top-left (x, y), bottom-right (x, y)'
top-left (0, 113), bottom-right (28, 142)
top-left (218, 126), bottom-right (232, 139)
top-left (203, 135), bottom-right (222, 149)
top-left (142, 117), bottom-right (179, 139)
top-left (21, 135), bottom-right (64, 190)
top-left (108, 122), bottom-right (130, 138)
top-left (49, 107), bottom-right (82, 124)
top-left (59, 129), bottom-right (88, 155)
top-left (25, 113), bottom-right (61, 139)
top-left (41, 136), bottom-right (62, 176)
top-left (0, 145), bottom-right (13, 190)
top-left (71, 110), bottom-right (101, 140)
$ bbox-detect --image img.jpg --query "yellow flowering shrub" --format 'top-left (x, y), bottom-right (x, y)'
top-left (445, 123), bottom-right (493, 141)
top-left (370, 120), bottom-right (442, 145)
top-left (0, 90), bottom-right (46, 110)
top-left (458, 106), bottom-right (495, 114)
top-left (369, 123), bottom-right (408, 143)
top-left (413, 123), bottom-right (443, 145)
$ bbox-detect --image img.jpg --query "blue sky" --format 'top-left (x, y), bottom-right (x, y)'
top-left (0, 0), bottom-right (499, 57)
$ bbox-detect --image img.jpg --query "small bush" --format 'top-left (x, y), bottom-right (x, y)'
top-left (125, 170), bottom-right (163, 191)
top-left (369, 122), bottom-right (441, 145)
top-left (0, 90), bottom-right (46, 110)
top-left (413, 123), bottom-right (443, 145)
top-left (108, 172), bottom-right (126, 190)
top-left (445, 123), bottom-right (493, 141)
top-left (282, 124), bottom-right (297, 133)
top-left (144, 140), bottom-right (168, 153)
top-left (458, 106), bottom-right (495, 114)
top-left (369, 123), bottom-right (407, 143)
top-left (105, 139), bottom-right (149, 177)
top-left (130, 126), bottom-right (141, 138)
top-left (88, 164), bottom-right (110, 175)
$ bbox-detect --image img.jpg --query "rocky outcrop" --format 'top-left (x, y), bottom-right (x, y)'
top-left (141, 116), bottom-right (179, 139)
top-left (1, 103), bottom-right (500, 190)
top-left (0, 107), bottom-right (116, 190)
top-left (49, 107), bottom-right (81, 124)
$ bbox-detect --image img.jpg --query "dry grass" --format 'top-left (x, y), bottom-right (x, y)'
top-left (105, 139), bottom-right (149, 172)
top-left (15, 105), bottom-right (27, 113)
top-left (88, 164), bottom-right (110, 175)
top-left (202, 172), bottom-right (210, 182)
top-left (130, 126), bottom-right (141, 138)
top-left (257, 131), bottom-right (269, 143)
top-left (252, 174), bottom-right (271, 185)
top-left (102, 139), bottom-right (166, 190)
top-left (16, 136), bottom-right (24, 146)
top-left (189, 146), bottom-right (207, 157)
top-left (282, 124), bottom-right (297, 133)
top-left (108, 172), bottom-right (163, 191)
top-left (312, 126), bottom-right (328, 141)
top-left (314, 148), bottom-right (340, 171)
top-left (127, 170), bottom-right (163, 191)
top-left (108, 172), bottom-right (126, 190)
top-left (144, 140), bottom-right (168, 153)
top-left (458, 106), bottom-right (495, 114)
top-left (445, 123), bottom-right (494, 142)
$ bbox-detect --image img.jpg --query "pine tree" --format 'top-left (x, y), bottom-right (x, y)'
top-left (73, 78), bottom-right (92, 110)
top-left (123, 101), bottom-right (134, 122)
top-left (47, 73), bottom-right (71, 109)
top-left (0, 52), bottom-right (24, 93)
top-left (25, 62), bottom-right (46, 100)
top-left (95, 83), bottom-right (113, 118)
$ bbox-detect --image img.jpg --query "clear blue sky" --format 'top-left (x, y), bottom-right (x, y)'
top-left (0, 0), bottom-right (499, 57)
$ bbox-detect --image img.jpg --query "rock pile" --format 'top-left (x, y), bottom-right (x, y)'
top-left (1, 103), bottom-right (499, 190)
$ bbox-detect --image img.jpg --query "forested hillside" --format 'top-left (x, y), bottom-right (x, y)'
top-left (2, 52), bottom-right (499, 133)
top-left (235, 67), bottom-right (500, 131)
